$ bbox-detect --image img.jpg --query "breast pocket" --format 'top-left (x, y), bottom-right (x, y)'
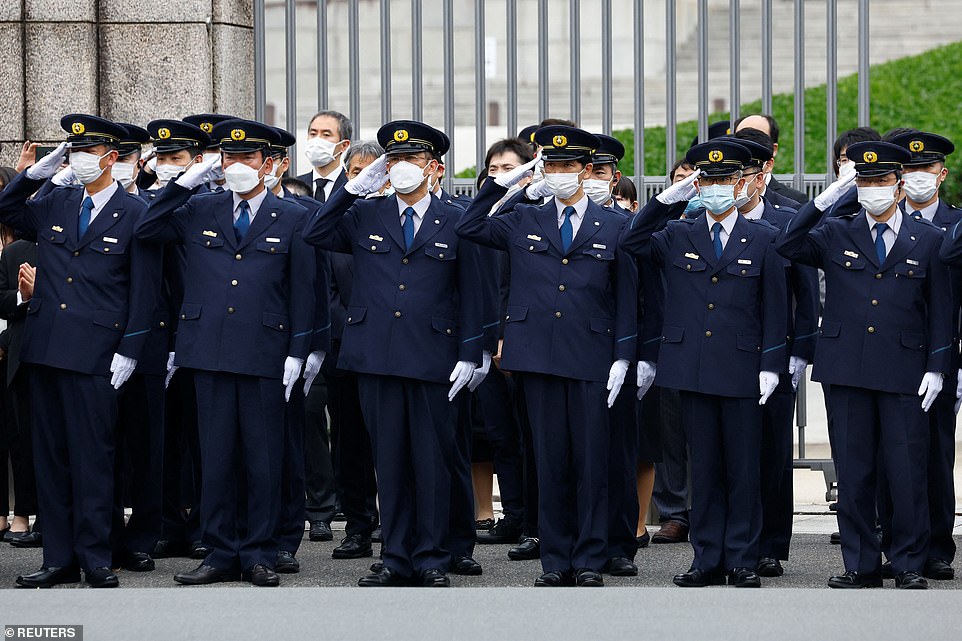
top-left (513, 237), bottom-right (549, 254)
top-left (89, 239), bottom-right (129, 256)
top-left (672, 256), bottom-right (707, 273)
top-left (893, 264), bottom-right (926, 280)
top-left (726, 263), bottom-right (761, 278)
top-left (256, 239), bottom-right (289, 255)
top-left (358, 239), bottom-right (390, 254)
top-left (424, 244), bottom-right (457, 261)
top-left (582, 248), bottom-right (615, 261)
top-left (831, 254), bottom-right (866, 271)
top-left (193, 234), bottom-right (225, 249)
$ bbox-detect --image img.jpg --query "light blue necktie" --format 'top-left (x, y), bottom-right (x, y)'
top-left (711, 221), bottom-right (723, 259)
top-left (402, 207), bottom-right (415, 250)
top-left (561, 206), bottom-right (575, 252)
top-left (78, 196), bottom-right (94, 238)
top-left (234, 200), bottom-right (251, 242)
top-left (874, 222), bottom-right (888, 264)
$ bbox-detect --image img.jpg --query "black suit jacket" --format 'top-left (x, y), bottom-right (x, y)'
top-left (768, 176), bottom-right (808, 206)
top-left (297, 169), bottom-right (347, 201)
top-left (0, 239), bottom-right (39, 384)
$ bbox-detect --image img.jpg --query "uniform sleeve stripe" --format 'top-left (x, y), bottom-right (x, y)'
top-left (931, 345), bottom-right (951, 355)
top-left (643, 336), bottom-right (662, 345)
top-left (762, 342), bottom-right (786, 354)
top-left (617, 334), bottom-right (638, 343)
top-left (293, 330), bottom-right (311, 338)
top-left (482, 321), bottom-right (500, 329)
top-left (462, 334), bottom-right (483, 344)
top-left (313, 323), bottom-right (332, 333)
top-left (795, 332), bottom-right (818, 341)
top-left (123, 329), bottom-right (149, 338)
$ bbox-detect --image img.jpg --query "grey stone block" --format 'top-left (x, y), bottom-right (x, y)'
top-left (212, 24), bottom-right (255, 119)
top-left (25, 0), bottom-right (95, 22)
top-left (99, 0), bottom-right (210, 24)
top-left (213, 0), bottom-right (253, 28)
top-left (0, 3), bottom-right (22, 21)
top-left (100, 23), bottom-right (213, 123)
top-left (0, 24), bottom-right (24, 141)
top-left (25, 23), bottom-right (98, 140)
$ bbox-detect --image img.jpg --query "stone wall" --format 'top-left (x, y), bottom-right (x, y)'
top-left (0, 0), bottom-right (255, 167)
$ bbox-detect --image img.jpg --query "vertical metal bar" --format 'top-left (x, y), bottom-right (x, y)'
top-left (254, 0), bottom-right (266, 120)
top-left (443, 0), bottom-right (455, 190)
top-left (475, 0), bottom-right (486, 176)
top-left (569, 0), bottom-right (580, 124)
top-left (697, 0), bottom-right (708, 143)
top-left (633, 0), bottom-right (644, 189)
top-left (666, 0), bottom-right (677, 171)
top-left (793, 0), bottom-right (804, 192)
top-left (285, 0), bottom-right (297, 158)
top-left (538, 0), bottom-right (549, 120)
top-left (601, 0), bottom-right (612, 134)
top-left (761, 0), bottom-right (772, 114)
top-left (797, 379), bottom-right (807, 458)
top-left (857, 0), bottom-right (870, 125)
top-left (349, 0), bottom-right (360, 133)
top-left (826, 0), bottom-right (837, 179)
top-left (412, 0), bottom-right (423, 120)
top-left (506, 0), bottom-right (518, 137)
top-left (317, 0), bottom-right (328, 110)
top-left (729, 0), bottom-right (740, 122)
top-left (380, 0), bottom-right (392, 124)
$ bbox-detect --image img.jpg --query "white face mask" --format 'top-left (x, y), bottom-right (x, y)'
top-left (155, 163), bottom-right (186, 186)
top-left (112, 161), bottom-right (136, 188)
top-left (544, 169), bottom-right (584, 200)
top-left (203, 152), bottom-right (224, 182)
top-left (224, 160), bottom-right (267, 195)
top-left (734, 179), bottom-right (758, 209)
top-left (582, 178), bottom-right (613, 205)
top-left (263, 156), bottom-right (285, 191)
top-left (69, 151), bottom-right (109, 185)
top-left (304, 137), bottom-right (343, 168)
top-left (388, 160), bottom-right (428, 194)
top-left (838, 160), bottom-right (856, 180)
top-left (857, 184), bottom-right (899, 216)
top-left (902, 171), bottom-right (940, 203)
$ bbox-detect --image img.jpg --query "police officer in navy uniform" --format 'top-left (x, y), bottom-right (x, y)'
top-left (113, 123), bottom-right (150, 198)
top-left (620, 140), bottom-right (788, 588)
top-left (135, 119), bottom-right (318, 587)
top-left (303, 120), bottom-right (484, 588)
top-left (0, 114), bottom-right (161, 588)
top-left (777, 141), bottom-right (953, 590)
top-left (457, 126), bottom-right (638, 588)
top-left (895, 132), bottom-right (962, 581)
top-left (181, 113), bottom-right (236, 192)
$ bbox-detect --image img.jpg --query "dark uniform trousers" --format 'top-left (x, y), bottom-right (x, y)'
top-left (607, 374), bottom-right (640, 562)
top-left (473, 365), bottom-right (525, 524)
top-left (448, 391), bottom-right (477, 561)
top-left (277, 385), bottom-right (308, 555)
top-left (758, 378), bottom-right (796, 561)
top-left (160, 368), bottom-right (202, 546)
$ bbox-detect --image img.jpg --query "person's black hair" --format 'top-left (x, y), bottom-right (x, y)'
top-left (668, 158), bottom-right (694, 182)
top-left (484, 138), bottom-right (535, 169)
top-left (882, 127), bottom-right (920, 142)
top-left (612, 175), bottom-right (637, 202)
top-left (0, 166), bottom-right (17, 190)
top-left (833, 127), bottom-right (882, 164)
top-left (282, 177), bottom-right (312, 197)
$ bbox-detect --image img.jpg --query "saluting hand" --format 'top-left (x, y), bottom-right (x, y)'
top-left (25, 141), bottom-right (68, 180)
top-left (175, 154), bottom-right (220, 190)
top-left (345, 155), bottom-right (389, 196)
top-left (655, 168), bottom-right (700, 205)
top-left (494, 152), bottom-right (541, 189)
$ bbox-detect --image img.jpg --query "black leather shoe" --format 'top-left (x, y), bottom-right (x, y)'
top-left (830, 531), bottom-right (841, 545)
top-left (881, 561), bottom-right (895, 579)
top-left (8, 531), bottom-right (42, 548)
top-left (827, 570), bottom-right (882, 589)
top-left (756, 557), bottom-right (784, 577)
top-left (332, 534), bottom-right (373, 559)
top-left (604, 557), bottom-right (638, 577)
top-left (188, 541), bottom-right (211, 559)
top-left (358, 566), bottom-right (410, 587)
top-left (450, 556), bottom-right (483, 575)
top-left (420, 568), bottom-right (450, 587)
top-left (371, 527), bottom-right (383, 543)
top-left (124, 552), bottom-right (155, 572)
top-left (370, 561), bottom-right (384, 573)
top-left (728, 567), bottom-right (761, 588)
top-left (895, 571), bottom-right (928, 590)
top-left (174, 563), bottom-right (241, 585)
top-left (243, 564), bottom-right (280, 587)
top-left (508, 536), bottom-right (540, 561)
top-left (85, 567), bottom-right (119, 588)
top-left (309, 521), bottom-right (333, 542)
top-left (534, 570), bottom-right (567, 587)
top-left (923, 558), bottom-right (954, 581)
top-left (574, 568), bottom-right (605, 586)
top-left (673, 567), bottom-right (726, 587)
top-left (276, 550), bottom-right (300, 573)
top-left (16, 566), bottom-right (81, 588)
top-left (636, 530), bottom-right (651, 549)
top-left (474, 518), bottom-right (495, 531)
top-left (152, 539), bottom-right (189, 558)
top-left (476, 518), bottom-right (523, 544)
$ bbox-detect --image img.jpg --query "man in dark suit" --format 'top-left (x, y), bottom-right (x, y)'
top-left (779, 141), bottom-right (952, 590)
top-left (621, 140), bottom-right (788, 589)
top-left (135, 119), bottom-right (319, 587)
top-left (297, 110), bottom-right (351, 203)
top-left (457, 126), bottom-right (638, 588)
top-left (0, 115), bottom-right (161, 588)
top-left (734, 114), bottom-right (809, 206)
top-left (304, 119), bottom-right (484, 588)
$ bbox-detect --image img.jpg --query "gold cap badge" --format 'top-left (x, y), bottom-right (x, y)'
top-left (158, 128), bottom-right (171, 139)
top-left (393, 129), bottom-right (409, 143)
top-left (231, 128), bottom-right (246, 141)
top-left (863, 151), bottom-right (878, 163)
top-left (553, 135), bottom-right (568, 148)
top-left (909, 140), bottom-right (924, 153)
top-left (708, 149), bottom-right (724, 162)
top-left (71, 122), bottom-right (85, 135)
top-left (200, 122), bottom-right (213, 133)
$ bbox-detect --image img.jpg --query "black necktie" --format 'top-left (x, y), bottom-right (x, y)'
top-left (314, 178), bottom-right (329, 203)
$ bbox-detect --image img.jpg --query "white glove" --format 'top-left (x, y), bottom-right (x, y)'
top-left (174, 154), bottom-right (219, 190)
top-left (109, 353), bottom-right (137, 390)
top-left (345, 155), bottom-right (389, 196)
top-left (606, 359), bottom-right (630, 408)
top-left (51, 165), bottom-right (77, 187)
top-left (954, 369), bottom-right (962, 414)
top-left (494, 152), bottom-right (541, 189)
top-left (204, 154), bottom-right (224, 183)
top-left (759, 371), bottom-right (779, 405)
top-left (164, 351), bottom-right (177, 388)
top-left (25, 141), bottom-right (68, 180)
top-left (467, 351), bottom-right (492, 392)
top-left (813, 171), bottom-right (856, 211)
top-left (448, 360), bottom-right (476, 401)
top-left (788, 356), bottom-right (808, 392)
top-left (918, 371), bottom-right (943, 413)
top-left (636, 360), bottom-right (656, 400)
top-left (302, 350), bottom-right (326, 396)
top-left (524, 179), bottom-right (554, 201)
top-left (282, 356), bottom-right (305, 402)
top-left (655, 168), bottom-right (701, 204)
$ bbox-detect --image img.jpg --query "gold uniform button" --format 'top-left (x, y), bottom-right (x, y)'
top-left (558, 285), bottom-right (566, 292)
top-left (60, 303), bottom-right (67, 310)
top-left (279, 324), bottom-right (284, 330)
top-left (711, 276), bottom-right (718, 284)
top-left (686, 264), bottom-right (692, 271)
top-left (740, 269), bottom-right (747, 275)
top-left (399, 284), bottom-right (406, 291)
top-left (562, 258), bottom-right (569, 265)
top-left (446, 329), bottom-right (452, 335)
top-left (707, 303), bottom-right (715, 310)
top-left (554, 311), bottom-right (562, 318)
top-left (908, 270), bottom-right (915, 277)
top-left (371, 245), bottom-right (377, 251)
top-left (113, 322), bottom-right (120, 328)
top-left (871, 299), bottom-right (878, 306)
top-left (227, 307), bottom-right (235, 314)
top-left (159, 321), bottom-right (166, 328)
top-left (231, 279), bottom-right (238, 286)
top-left (181, 314), bottom-right (186, 320)
top-left (235, 253), bottom-right (243, 260)
top-left (438, 253), bottom-right (444, 259)
top-left (875, 273), bottom-right (882, 279)
top-left (66, 277), bottom-right (73, 283)
top-left (705, 330), bottom-right (712, 337)
top-left (529, 245), bottom-right (535, 251)
top-left (270, 248), bottom-right (276, 254)
top-left (402, 258), bottom-right (409, 265)
top-left (867, 326), bottom-right (875, 333)
top-left (844, 260), bottom-right (852, 267)
top-left (103, 247), bottom-right (110, 252)
top-left (205, 240), bottom-right (212, 247)
top-left (394, 311), bottom-right (402, 318)
top-left (73, 251), bottom-right (80, 257)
